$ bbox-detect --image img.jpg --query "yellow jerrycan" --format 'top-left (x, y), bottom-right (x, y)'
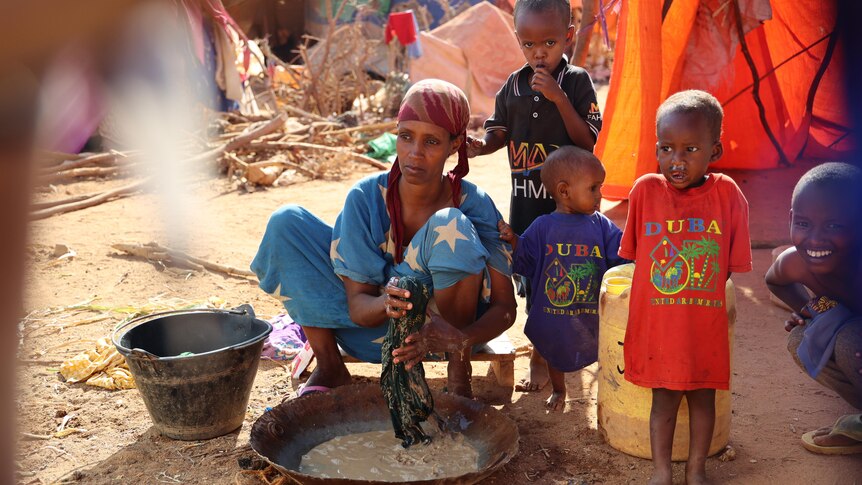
top-left (597, 263), bottom-right (736, 460)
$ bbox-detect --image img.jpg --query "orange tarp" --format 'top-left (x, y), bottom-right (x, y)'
top-left (596, 0), bottom-right (848, 200)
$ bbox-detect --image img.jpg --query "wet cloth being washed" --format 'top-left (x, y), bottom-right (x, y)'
top-left (381, 276), bottom-right (434, 447)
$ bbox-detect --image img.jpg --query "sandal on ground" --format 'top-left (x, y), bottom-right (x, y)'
top-left (801, 414), bottom-right (862, 455)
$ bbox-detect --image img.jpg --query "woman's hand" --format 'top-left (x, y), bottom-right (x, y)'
top-left (392, 309), bottom-right (468, 369)
top-left (383, 277), bottom-right (412, 319)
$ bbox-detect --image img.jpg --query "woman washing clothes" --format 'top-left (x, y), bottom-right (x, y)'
top-left (251, 79), bottom-right (517, 398)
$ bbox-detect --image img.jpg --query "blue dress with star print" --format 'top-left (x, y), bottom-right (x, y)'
top-left (251, 173), bottom-right (513, 363)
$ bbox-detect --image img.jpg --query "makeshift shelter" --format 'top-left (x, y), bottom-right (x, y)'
top-left (303, 0), bottom-right (487, 38)
top-left (409, 2), bottom-right (524, 117)
top-left (596, 0), bottom-right (847, 199)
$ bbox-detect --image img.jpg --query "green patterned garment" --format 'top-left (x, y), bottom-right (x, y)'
top-left (380, 276), bottom-right (434, 448)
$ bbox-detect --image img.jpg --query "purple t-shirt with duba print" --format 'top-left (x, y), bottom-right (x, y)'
top-left (513, 211), bottom-right (627, 372)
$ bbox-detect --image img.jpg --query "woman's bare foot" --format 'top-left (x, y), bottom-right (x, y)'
top-left (300, 326), bottom-right (352, 391)
top-left (304, 362), bottom-right (352, 390)
top-left (447, 359), bottom-right (473, 398)
top-left (545, 391), bottom-right (566, 411)
top-left (515, 349), bottom-right (549, 392)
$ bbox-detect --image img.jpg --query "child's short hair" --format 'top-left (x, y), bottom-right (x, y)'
top-left (540, 145), bottom-right (603, 191)
top-left (513, 0), bottom-right (572, 27)
top-left (791, 162), bottom-right (862, 208)
top-left (656, 90), bottom-right (724, 141)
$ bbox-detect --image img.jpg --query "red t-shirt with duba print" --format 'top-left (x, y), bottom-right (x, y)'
top-left (618, 173), bottom-right (752, 390)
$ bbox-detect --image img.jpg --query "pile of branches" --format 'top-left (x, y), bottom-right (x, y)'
top-left (33, 0), bottom-right (406, 221)
top-left (33, 112), bottom-right (394, 220)
top-left (261, 0), bottom-right (385, 118)
top-left (212, 110), bottom-right (392, 189)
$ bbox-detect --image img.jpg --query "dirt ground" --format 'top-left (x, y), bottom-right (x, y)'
top-left (16, 140), bottom-right (862, 484)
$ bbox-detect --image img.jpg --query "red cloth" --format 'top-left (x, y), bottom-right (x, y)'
top-left (385, 11), bottom-right (418, 45)
top-left (618, 173), bottom-right (752, 390)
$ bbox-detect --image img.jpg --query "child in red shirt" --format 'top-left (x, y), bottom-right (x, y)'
top-left (618, 90), bottom-right (752, 485)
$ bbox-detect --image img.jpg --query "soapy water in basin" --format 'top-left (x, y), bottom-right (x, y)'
top-left (299, 429), bottom-right (480, 481)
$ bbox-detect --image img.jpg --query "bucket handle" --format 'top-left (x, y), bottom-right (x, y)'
top-left (111, 307), bottom-right (253, 353)
top-left (227, 304), bottom-right (272, 351)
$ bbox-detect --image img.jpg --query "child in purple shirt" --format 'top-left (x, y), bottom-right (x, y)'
top-left (499, 146), bottom-right (627, 409)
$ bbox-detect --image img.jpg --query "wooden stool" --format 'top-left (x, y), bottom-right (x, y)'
top-left (470, 332), bottom-right (516, 388)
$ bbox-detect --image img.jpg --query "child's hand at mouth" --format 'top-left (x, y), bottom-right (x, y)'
top-left (531, 65), bottom-right (566, 105)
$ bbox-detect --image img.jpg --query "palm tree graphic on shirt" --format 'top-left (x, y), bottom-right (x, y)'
top-left (679, 236), bottom-right (721, 291)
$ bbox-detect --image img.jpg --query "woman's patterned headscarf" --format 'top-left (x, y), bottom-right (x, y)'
top-left (387, 79), bottom-right (471, 263)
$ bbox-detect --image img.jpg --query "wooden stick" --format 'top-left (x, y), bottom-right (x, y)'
top-left (18, 359), bottom-right (65, 365)
top-left (223, 153), bottom-right (248, 180)
top-left (248, 159), bottom-right (316, 178)
top-left (31, 195), bottom-right (92, 211)
top-left (30, 178), bottom-right (149, 220)
top-left (111, 242), bottom-right (257, 278)
top-left (31, 116), bottom-right (287, 219)
top-left (247, 141), bottom-right (388, 169)
top-left (20, 432), bottom-right (52, 441)
top-left (258, 132), bottom-right (285, 142)
top-left (324, 121), bottom-right (396, 136)
top-left (39, 166), bottom-right (129, 185)
top-left (310, 121), bottom-right (341, 129)
top-left (278, 133), bottom-right (310, 143)
top-left (189, 114), bottom-right (287, 165)
top-left (282, 104), bottom-right (330, 123)
top-left (221, 112), bottom-right (272, 123)
top-left (219, 111), bottom-right (249, 124)
top-left (38, 151), bottom-right (130, 175)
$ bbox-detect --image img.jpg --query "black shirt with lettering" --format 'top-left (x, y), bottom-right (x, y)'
top-left (485, 58), bottom-right (602, 234)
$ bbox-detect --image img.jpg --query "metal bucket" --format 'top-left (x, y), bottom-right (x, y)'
top-left (250, 383), bottom-right (519, 484)
top-left (112, 305), bottom-right (272, 440)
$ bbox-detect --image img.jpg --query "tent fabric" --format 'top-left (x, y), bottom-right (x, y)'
top-left (409, 1), bottom-right (523, 117)
top-left (390, 0), bottom-right (482, 31)
top-left (597, 0), bottom-right (848, 200)
top-left (410, 33), bottom-right (470, 93)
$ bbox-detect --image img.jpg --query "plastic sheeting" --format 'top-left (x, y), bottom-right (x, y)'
top-left (596, 0), bottom-right (848, 200)
top-left (409, 1), bottom-right (523, 117)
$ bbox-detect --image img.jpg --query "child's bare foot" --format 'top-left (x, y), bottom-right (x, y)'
top-left (648, 471), bottom-right (673, 485)
top-left (545, 391), bottom-right (566, 411)
top-left (684, 470), bottom-right (711, 485)
top-left (515, 349), bottom-right (549, 392)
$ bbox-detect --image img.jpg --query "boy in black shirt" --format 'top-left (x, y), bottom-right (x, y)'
top-left (468, 0), bottom-right (603, 392)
